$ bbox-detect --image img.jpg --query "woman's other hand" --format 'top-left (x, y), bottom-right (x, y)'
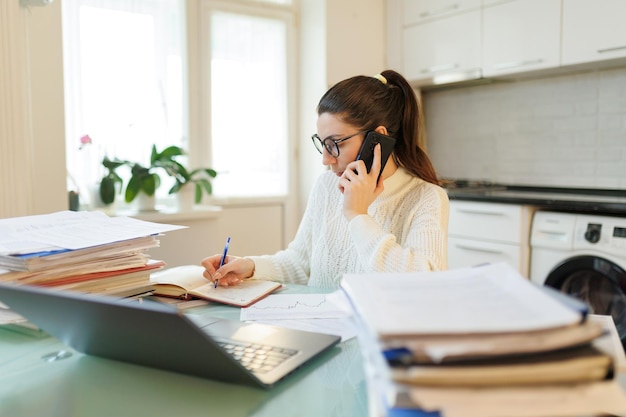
top-left (200, 255), bottom-right (255, 287)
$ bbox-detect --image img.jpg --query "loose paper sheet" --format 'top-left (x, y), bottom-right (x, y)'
top-left (240, 292), bottom-right (352, 321)
top-left (0, 211), bottom-right (186, 254)
top-left (240, 292), bottom-right (356, 341)
top-left (342, 262), bottom-right (585, 336)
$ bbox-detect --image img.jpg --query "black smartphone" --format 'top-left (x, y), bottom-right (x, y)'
top-left (356, 131), bottom-right (396, 177)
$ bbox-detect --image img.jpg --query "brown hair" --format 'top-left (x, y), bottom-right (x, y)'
top-left (317, 69), bottom-right (439, 185)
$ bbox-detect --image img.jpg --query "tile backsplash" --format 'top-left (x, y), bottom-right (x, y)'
top-left (423, 67), bottom-right (626, 189)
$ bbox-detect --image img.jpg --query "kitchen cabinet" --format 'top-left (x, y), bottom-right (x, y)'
top-left (482, 0), bottom-right (516, 6)
top-left (403, 9), bottom-right (481, 85)
top-left (447, 201), bottom-right (535, 277)
top-left (562, 0), bottom-right (626, 66)
top-left (402, 0), bottom-right (480, 25)
top-left (392, 0), bottom-right (626, 88)
top-left (482, 0), bottom-right (561, 77)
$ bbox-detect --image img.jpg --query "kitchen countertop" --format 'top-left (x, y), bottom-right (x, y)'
top-left (445, 185), bottom-right (626, 215)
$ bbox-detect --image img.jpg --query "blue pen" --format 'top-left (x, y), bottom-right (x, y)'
top-left (214, 236), bottom-right (231, 288)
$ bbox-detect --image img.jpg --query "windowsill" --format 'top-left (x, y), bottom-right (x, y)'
top-left (112, 205), bottom-right (222, 223)
top-left (88, 194), bottom-right (286, 223)
top-left (209, 195), bottom-right (287, 207)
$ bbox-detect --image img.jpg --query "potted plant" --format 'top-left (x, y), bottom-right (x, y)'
top-left (123, 145), bottom-right (174, 205)
top-left (99, 157), bottom-right (126, 205)
top-left (166, 162), bottom-right (218, 205)
top-left (124, 144), bottom-right (217, 209)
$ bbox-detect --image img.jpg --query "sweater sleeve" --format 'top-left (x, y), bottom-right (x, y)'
top-left (348, 183), bottom-right (449, 272)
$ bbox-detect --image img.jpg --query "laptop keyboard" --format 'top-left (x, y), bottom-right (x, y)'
top-left (216, 340), bottom-right (298, 374)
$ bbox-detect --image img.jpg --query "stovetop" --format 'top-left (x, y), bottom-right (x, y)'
top-left (442, 179), bottom-right (626, 215)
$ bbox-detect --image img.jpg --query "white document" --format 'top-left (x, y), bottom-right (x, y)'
top-left (240, 292), bottom-right (356, 341)
top-left (240, 292), bottom-right (352, 321)
top-left (341, 262), bottom-right (585, 337)
top-left (0, 211), bottom-right (186, 254)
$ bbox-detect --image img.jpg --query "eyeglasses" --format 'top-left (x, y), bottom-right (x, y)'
top-left (311, 130), bottom-right (368, 158)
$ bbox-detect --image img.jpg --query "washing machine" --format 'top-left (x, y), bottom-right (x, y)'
top-left (530, 211), bottom-right (626, 346)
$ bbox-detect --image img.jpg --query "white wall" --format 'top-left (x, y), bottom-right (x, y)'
top-left (298, 0), bottom-right (386, 229)
top-left (424, 68), bottom-right (626, 189)
top-left (0, 1), bottom-right (66, 219)
top-left (27, 1), bottom-right (67, 213)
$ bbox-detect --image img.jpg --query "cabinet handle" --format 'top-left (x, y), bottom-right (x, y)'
top-left (457, 208), bottom-right (505, 216)
top-left (454, 243), bottom-right (503, 254)
top-left (492, 59), bottom-right (543, 70)
top-left (421, 63), bottom-right (460, 74)
top-left (534, 230), bottom-right (568, 239)
top-left (419, 4), bottom-right (460, 19)
top-left (597, 45), bottom-right (626, 54)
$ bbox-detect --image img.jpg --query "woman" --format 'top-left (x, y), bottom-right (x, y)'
top-left (202, 70), bottom-right (449, 289)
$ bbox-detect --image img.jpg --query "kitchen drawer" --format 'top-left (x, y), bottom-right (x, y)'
top-left (448, 236), bottom-right (522, 271)
top-left (402, 0), bottom-right (481, 26)
top-left (448, 201), bottom-right (523, 244)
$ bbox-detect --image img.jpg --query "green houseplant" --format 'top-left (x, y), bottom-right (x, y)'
top-left (166, 162), bottom-right (218, 204)
top-left (124, 145), bottom-right (173, 203)
top-left (99, 157), bottom-right (126, 205)
top-left (124, 144), bottom-right (217, 205)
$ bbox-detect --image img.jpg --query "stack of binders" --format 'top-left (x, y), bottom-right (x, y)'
top-left (342, 262), bottom-right (626, 417)
top-left (0, 211), bottom-right (184, 297)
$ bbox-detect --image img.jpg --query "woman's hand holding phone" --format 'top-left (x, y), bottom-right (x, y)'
top-left (338, 143), bottom-right (385, 221)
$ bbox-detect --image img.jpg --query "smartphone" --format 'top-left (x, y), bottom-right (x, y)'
top-left (355, 131), bottom-right (397, 178)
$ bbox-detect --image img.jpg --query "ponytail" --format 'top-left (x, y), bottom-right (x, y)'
top-left (317, 69), bottom-right (440, 185)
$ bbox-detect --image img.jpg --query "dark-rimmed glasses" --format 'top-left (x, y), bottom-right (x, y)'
top-left (311, 130), bottom-right (368, 158)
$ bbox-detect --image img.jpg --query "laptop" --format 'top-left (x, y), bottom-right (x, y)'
top-left (0, 283), bottom-right (341, 389)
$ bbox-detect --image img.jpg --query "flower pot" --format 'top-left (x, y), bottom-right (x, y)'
top-left (89, 183), bottom-right (107, 209)
top-left (176, 184), bottom-right (195, 211)
top-left (136, 193), bottom-right (156, 212)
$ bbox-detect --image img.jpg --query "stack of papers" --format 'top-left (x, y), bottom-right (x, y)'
top-left (341, 262), bottom-right (626, 417)
top-left (0, 211), bottom-right (185, 298)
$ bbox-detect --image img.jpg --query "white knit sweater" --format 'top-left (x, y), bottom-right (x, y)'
top-left (248, 167), bottom-right (450, 289)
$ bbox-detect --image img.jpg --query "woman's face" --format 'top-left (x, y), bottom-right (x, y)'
top-left (315, 113), bottom-right (366, 177)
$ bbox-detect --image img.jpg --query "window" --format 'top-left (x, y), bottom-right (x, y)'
top-left (206, 7), bottom-right (290, 197)
top-left (62, 0), bottom-right (186, 205)
top-left (62, 0), bottom-right (294, 207)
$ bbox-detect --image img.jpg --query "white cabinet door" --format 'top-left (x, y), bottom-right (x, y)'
top-left (448, 201), bottom-right (523, 244)
top-left (562, 0), bottom-right (626, 66)
top-left (403, 0), bottom-right (481, 25)
top-left (448, 236), bottom-right (521, 270)
top-left (403, 9), bottom-right (481, 85)
top-left (448, 201), bottom-right (534, 277)
top-left (482, 0), bottom-right (561, 77)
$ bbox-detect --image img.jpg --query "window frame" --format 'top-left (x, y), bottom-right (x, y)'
top-left (62, 0), bottom-right (188, 205)
top-left (62, 0), bottom-right (298, 208)
top-left (191, 0), bottom-right (298, 205)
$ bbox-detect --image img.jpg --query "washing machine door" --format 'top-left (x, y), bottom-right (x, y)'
top-left (545, 255), bottom-right (626, 347)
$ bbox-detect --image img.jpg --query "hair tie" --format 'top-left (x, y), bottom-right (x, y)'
top-left (372, 73), bottom-right (387, 85)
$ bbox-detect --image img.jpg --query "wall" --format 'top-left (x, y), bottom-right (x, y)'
top-left (136, 204), bottom-right (283, 267)
top-left (424, 67), bottom-right (626, 189)
top-left (298, 0), bottom-right (387, 223)
top-left (0, 1), bottom-right (33, 217)
top-left (0, 1), bottom-right (66, 218)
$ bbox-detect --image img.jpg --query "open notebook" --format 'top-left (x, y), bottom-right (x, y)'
top-left (0, 283), bottom-right (340, 388)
